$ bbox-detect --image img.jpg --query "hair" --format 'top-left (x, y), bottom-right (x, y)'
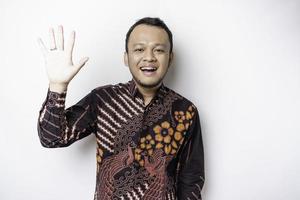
top-left (125, 17), bottom-right (173, 53)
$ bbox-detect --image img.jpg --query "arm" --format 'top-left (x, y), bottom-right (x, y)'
top-left (176, 107), bottom-right (205, 199)
top-left (37, 89), bottom-right (97, 148)
top-left (37, 26), bottom-right (92, 147)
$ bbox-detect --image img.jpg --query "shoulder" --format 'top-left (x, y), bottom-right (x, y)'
top-left (164, 86), bottom-right (199, 114)
top-left (90, 82), bottom-right (131, 100)
top-left (164, 87), bottom-right (200, 141)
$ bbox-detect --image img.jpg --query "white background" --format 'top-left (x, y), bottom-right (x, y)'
top-left (1, 0), bottom-right (299, 199)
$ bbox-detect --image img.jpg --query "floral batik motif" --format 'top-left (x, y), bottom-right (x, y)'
top-left (38, 80), bottom-right (204, 200)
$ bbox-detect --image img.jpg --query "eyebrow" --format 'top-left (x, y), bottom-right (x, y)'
top-left (133, 43), bottom-right (167, 47)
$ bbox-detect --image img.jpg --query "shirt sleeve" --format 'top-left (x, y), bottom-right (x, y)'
top-left (176, 107), bottom-right (205, 200)
top-left (37, 89), bottom-right (97, 148)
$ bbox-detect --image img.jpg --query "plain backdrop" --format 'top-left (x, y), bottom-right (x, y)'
top-left (1, 0), bottom-right (299, 199)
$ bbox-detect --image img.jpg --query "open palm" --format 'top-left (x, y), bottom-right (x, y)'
top-left (38, 26), bottom-right (89, 92)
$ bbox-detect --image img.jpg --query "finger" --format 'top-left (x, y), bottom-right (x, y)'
top-left (66, 31), bottom-right (75, 62)
top-left (57, 25), bottom-right (64, 50)
top-left (49, 27), bottom-right (56, 50)
top-left (74, 57), bottom-right (89, 72)
top-left (37, 37), bottom-right (47, 57)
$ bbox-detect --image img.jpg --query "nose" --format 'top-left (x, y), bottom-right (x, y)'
top-left (143, 49), bottom-right (156, 62)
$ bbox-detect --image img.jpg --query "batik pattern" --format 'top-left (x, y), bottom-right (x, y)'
top-left (38, 80), bottom-right (205, 200)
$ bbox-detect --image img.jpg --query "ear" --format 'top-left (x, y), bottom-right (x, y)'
top-left (168, 52), bottom-right (174, 67)
top-left (124, 51), bottom-right (129, 67)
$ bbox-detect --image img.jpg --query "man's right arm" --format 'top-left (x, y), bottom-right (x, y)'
top-left (37, 26), bottom-right (92, 147)
top-left (37, 89), bottom-right (97, 148)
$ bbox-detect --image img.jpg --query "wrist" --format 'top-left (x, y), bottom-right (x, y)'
top-left (49, 83), bottom-right (68, 93)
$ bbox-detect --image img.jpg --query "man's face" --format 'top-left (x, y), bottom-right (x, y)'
top-left (124, 24), bottom-right (173, 90)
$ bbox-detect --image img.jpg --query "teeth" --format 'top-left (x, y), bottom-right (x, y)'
top-left (140, 66), bottom-right (157, 71)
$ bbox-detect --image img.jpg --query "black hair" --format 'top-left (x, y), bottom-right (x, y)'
top-left (125, 17), bottom-right (173, 53)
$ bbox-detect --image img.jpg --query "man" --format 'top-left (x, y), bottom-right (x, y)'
top-left (37, 17), bottom-right (205, 200)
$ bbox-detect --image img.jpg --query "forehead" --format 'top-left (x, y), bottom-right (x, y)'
top-left (128, 24), bottom-right (170, 47)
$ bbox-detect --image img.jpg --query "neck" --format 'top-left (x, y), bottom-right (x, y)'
top-left (135, 83), bottom-right (161, 106)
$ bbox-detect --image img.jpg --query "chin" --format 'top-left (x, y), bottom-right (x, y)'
top-left (135, 78), bottom-right (162, 89)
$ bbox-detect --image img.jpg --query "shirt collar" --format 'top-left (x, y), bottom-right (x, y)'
top-left (127, 79), bottom-right (167, 103)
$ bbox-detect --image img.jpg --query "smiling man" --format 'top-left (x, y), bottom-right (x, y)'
top-left (37, 17), bottom-right (205, 200)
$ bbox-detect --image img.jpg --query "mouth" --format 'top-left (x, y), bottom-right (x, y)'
top-left (139, 66), bottom-right (158, 77)
top-left (140, 66), bottom-right (158, 73)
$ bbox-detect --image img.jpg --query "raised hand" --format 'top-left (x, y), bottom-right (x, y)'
top-left (38, 25), bottom-right (89, 93)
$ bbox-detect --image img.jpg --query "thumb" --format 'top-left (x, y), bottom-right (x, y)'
top-left (74, 57), bottom-right (89, 72)
top-left (37, 37), bottom-right (47, 58)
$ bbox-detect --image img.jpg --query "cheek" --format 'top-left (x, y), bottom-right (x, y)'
top-left (158, 55), bottom-right (170, 66)
top-left (129, 54), bottom-right (142, 65)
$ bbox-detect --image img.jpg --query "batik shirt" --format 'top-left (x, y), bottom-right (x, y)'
top-left (38, 80), bottom-right (205, 200)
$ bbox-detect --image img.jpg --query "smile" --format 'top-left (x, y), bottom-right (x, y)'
top-left (140, 66), bottom-right (158, 72)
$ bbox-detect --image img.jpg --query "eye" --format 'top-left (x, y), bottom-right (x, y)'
top-left (155, 49), bottom-right (165, 53)
top-left (134, 48), bottom-right (144, 52)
